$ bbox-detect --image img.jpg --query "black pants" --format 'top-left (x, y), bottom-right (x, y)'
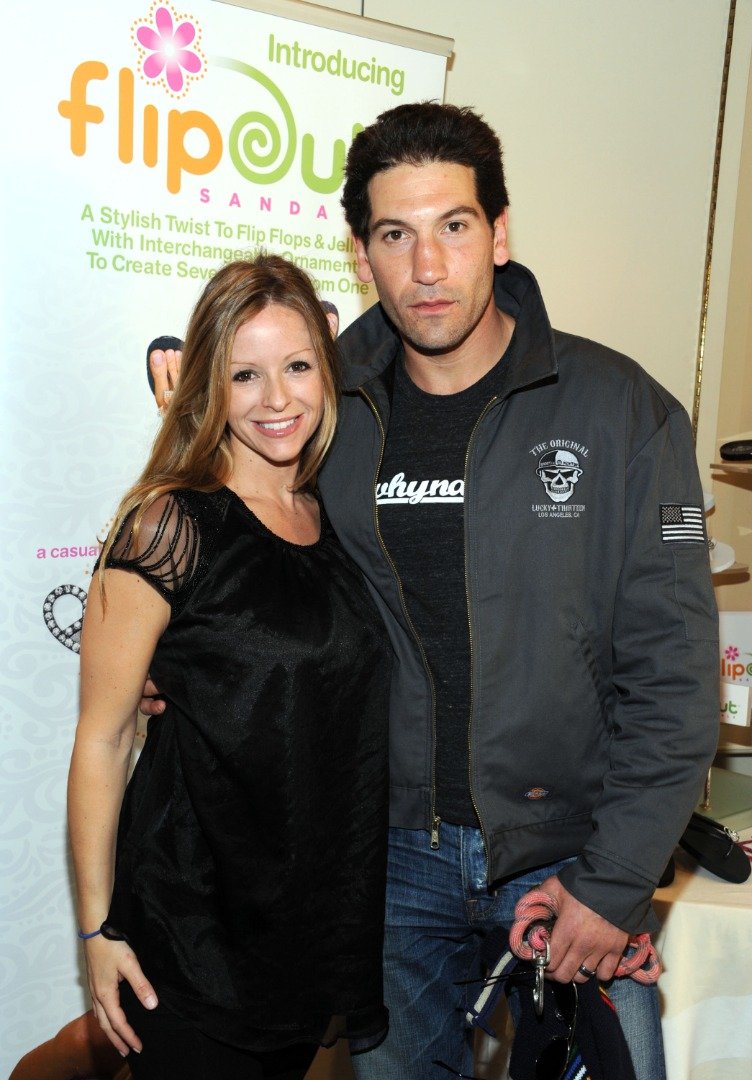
top-left (120, 983), bottom-right (318, 1080)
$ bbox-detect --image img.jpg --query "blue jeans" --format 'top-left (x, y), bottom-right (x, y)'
top-left (353, 824), bottom-right (665, 1080)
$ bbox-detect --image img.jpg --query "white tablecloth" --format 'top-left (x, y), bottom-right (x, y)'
top-left (653, 832), bottom-right (752, 1080)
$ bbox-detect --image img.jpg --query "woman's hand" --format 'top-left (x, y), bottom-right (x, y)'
top-left (85, 935), bottom-right (158, 1055)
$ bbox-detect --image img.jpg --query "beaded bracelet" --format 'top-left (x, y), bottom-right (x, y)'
top-left (77, 927), bottom-right (103, 939)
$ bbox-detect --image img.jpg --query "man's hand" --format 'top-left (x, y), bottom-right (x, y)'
top-left (139, 677), bottom-right (166, 717)
top-left (536, 875), bottom-right (628, 984)
top-left (149, 346), bottom-right (182, 413)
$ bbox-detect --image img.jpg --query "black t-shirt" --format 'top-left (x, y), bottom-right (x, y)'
top-left (377, 350), bottom-right (511, 825)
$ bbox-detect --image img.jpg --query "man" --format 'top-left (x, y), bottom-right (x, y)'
top-left (147, 103), bottom-right (719, 1078)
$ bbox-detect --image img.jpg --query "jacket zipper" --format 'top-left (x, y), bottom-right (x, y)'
top-left (464, 395), bottom-right (500, 868)
top-left (359, 385), bottom-right (442, 848)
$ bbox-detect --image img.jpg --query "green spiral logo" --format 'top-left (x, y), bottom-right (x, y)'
top-left (217, 58), bottom-right (296, 185)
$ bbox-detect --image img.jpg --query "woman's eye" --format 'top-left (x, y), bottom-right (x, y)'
top-left (232, 369), bottom-right (257, 382)
top-left (288, 360), bottom-right (312, 373)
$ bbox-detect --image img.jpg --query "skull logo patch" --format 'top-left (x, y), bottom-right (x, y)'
top-left (536, 449), bottom-right (583, 503)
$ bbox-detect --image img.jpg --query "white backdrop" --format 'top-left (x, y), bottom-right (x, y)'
top-left (0, 1), bottom-right (447, 1069)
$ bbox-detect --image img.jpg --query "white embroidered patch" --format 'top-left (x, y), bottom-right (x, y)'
top-left (528, 439), bottom-right (590, 517)
top-left (660, 504), bottom-right (705, 543)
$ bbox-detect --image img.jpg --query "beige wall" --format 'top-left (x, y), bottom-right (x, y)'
top-left (711, 43), bottom-right (752, 614)
top-left (379, 1), bottom-right (726, 407)
top-left (317, 0), bottom-right (747, 409)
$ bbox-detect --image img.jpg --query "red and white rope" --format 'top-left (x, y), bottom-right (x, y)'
top-left (509, 889), bottom-right (662, 984)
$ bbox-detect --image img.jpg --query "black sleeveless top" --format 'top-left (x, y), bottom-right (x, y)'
top-left (103, 487), bottom-right (391, 1052)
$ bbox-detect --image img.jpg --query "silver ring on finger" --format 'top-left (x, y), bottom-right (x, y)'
top-left (578, 963), bottom-right (597, 979)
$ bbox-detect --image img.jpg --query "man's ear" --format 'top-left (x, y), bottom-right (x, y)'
top-left (325, 310), bottom-right (339, 339)
top-left (492, 209), bottom-right (511, 267)
top-left (353, 235), bottom-right (374, 284)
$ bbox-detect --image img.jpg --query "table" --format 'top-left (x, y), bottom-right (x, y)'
top-left (652, 832), bottom-right (752, 1080)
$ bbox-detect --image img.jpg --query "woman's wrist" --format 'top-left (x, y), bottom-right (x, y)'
top-left (75, 903), bottom-right (109, 938)
top-left (77, 925), bottom-right (103, 939)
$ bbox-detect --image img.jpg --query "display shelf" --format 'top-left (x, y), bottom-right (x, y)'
top-left (712, 562), bottom-right (749, 577)
top-left (717, 742), bottom-right (752, 756)
top-left (711, 461), bottom-right (752, 473)
top-left (709, 456), bottom-right (750, 581)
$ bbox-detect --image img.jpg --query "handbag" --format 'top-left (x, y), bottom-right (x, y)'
top-left (676, 811), bottom-right (751, 884)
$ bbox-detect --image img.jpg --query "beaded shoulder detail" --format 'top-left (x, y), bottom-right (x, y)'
top-left (105, 491), bottom-right (205, 611)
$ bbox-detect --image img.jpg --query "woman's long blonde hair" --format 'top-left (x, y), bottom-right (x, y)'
top-left (98, 254), bottom-right (339, 583)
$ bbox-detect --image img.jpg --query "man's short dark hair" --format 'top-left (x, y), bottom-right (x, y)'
top-left (341, 102), bottom-right (509, 244)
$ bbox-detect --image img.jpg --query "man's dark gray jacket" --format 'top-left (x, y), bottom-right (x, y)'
top-left (318, 259), bottom-right (719, 934)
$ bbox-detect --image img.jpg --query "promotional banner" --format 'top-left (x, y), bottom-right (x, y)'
top-left (720, 612), bottom-right (752, 736)
top-left (0, 2), bottom-right (448, 1068)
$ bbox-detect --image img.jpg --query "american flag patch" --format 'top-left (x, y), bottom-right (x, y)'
top-left (660, 504), bottom-right (705, 543)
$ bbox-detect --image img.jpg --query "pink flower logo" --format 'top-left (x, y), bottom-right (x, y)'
top-left (725, 645), bottom-right (740, 660)
top-left (133, 5), bottom-right (205, 96)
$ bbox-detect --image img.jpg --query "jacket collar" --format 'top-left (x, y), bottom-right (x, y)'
top-left (336, 259), bottom-right (559, 396)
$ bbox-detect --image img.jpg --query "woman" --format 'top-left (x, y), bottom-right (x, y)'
top-left (67, 255), bottom-right (391, 1080)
